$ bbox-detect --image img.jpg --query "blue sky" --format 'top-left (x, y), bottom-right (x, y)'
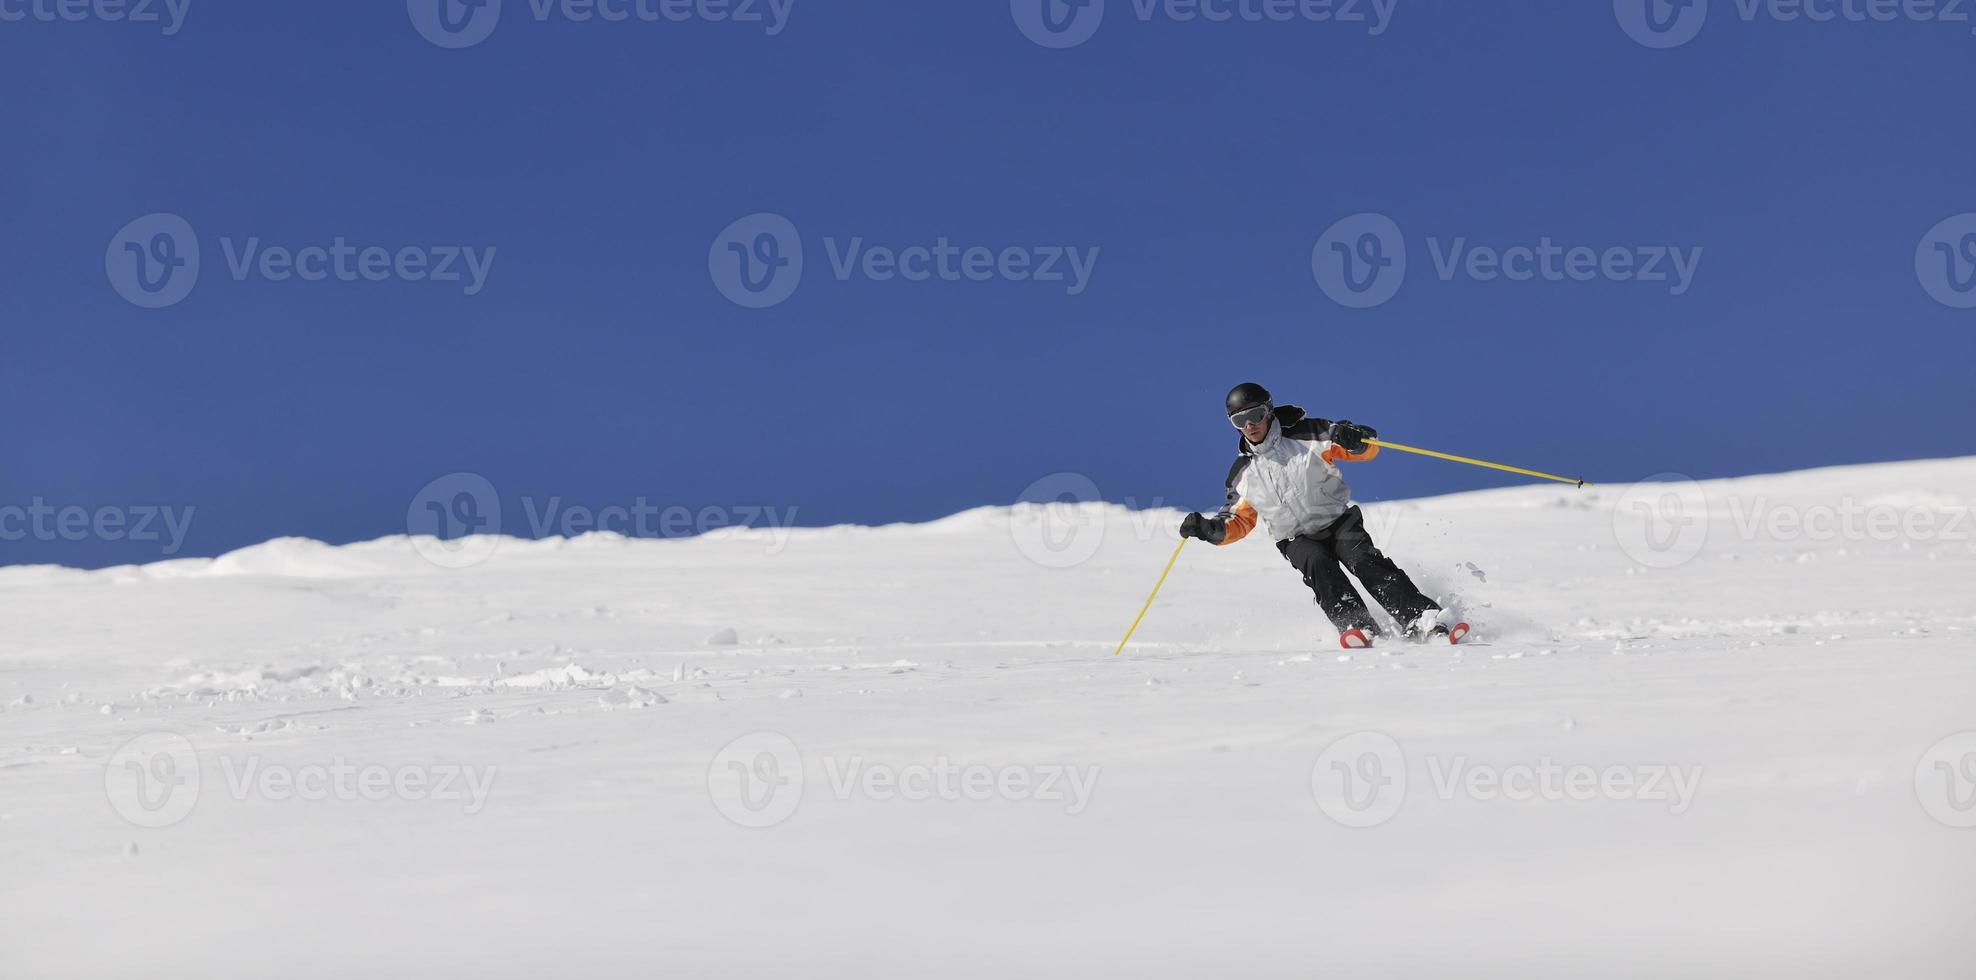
top-left (1, 0), bottom-right (1972, 567)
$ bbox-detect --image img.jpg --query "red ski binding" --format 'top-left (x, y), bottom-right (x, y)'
top-left (1444, 622), bottom-right (1471, 645)
top-left (1339, 628), bottom-right (1374, 650)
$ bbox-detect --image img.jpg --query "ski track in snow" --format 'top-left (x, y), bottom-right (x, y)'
top-left (3, 457), bottom-right (1976, 977)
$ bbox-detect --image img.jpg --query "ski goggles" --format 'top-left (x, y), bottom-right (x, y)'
top-left (1228, 403), bottom-right (1272, 429)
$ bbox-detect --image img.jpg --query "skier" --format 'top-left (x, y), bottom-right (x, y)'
top-left (1178, 382), bottom-right (1467, 649)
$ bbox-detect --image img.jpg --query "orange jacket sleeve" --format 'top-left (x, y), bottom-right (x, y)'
top-left (1321, 443), bottom-right (1380, 464)
top-left (1219, 500), bottom-right (1258, 545)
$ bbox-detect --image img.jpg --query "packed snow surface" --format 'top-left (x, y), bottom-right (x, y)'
top-left (4, 458), bottom-right (1975, 977)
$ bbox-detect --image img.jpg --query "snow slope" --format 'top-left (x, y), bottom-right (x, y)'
top-left (4, 458), bottom-right (1975, 978)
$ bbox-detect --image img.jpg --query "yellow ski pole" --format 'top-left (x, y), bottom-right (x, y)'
top-left (1366, 438), bottom-right (1591, 488)
top-left (1112, 537), bottom-right (1187, 656)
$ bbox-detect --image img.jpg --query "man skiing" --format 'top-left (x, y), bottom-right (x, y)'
top-left (1179, 382), bottom-right (1467, 649)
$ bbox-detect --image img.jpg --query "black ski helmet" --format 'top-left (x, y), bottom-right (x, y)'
top-left (1225, 382), bottom-right (1272, 417)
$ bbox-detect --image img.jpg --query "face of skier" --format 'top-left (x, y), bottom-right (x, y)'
top-left (1238, 412), bottom-right (1271, 444)
top-left (1228, 397), bottom-right (1272, 443)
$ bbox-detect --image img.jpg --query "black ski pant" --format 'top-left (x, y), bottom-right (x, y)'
top-left (1275, 505), bottom-right (1438, 634)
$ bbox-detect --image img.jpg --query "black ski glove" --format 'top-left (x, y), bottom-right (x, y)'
top-left (1179, 512), bottom-right (1227, 544)
top-left (1328, 420), bottom-right (1377, 454)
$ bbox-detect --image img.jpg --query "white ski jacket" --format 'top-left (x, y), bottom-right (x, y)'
top-left (1214, 405), bottom-right (1379, 545)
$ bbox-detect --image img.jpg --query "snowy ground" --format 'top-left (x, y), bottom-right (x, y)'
top-left (4, 458), bottom-right (1976, 978)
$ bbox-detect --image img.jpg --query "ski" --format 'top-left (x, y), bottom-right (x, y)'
top-left (1341, 622), bottom-right (1468, 649)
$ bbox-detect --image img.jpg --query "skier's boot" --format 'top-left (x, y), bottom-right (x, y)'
top-left (1407, 608), bottom-right (1471, 645)
top-left (1338, 628), bottom-right (1375, 650)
